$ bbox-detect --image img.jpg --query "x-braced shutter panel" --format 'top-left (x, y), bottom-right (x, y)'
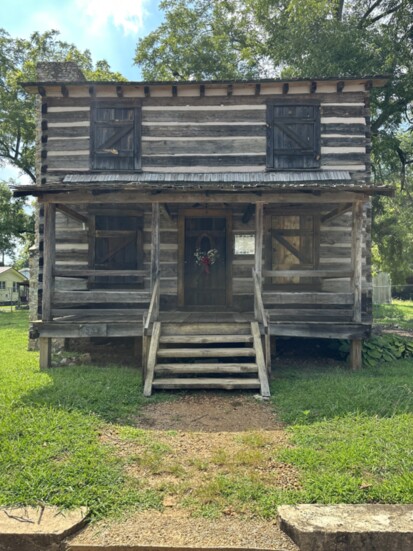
top-left (92, 105), bottom-right (141, 170)
top-left (267, 104), bottom-right (320, 169)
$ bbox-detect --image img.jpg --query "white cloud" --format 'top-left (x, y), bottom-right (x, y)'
top-left (75, 0), bottom-right (149, 36)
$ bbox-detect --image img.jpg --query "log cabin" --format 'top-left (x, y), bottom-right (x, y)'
top-left (16, 62), bottom-right (390, 397)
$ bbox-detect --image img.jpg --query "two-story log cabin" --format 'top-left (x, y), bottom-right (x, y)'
top-left (17, 62), bottom-right (390, 396)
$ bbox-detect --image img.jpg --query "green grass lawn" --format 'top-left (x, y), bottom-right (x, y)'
top-left (373, 299), bottom-right (413, 330)
top-left (0, 310), bottom-right (166, 518)
top-left (0, 308), bottom-right (412, 520)
top-left (271, 361), bottom-right (413, 505)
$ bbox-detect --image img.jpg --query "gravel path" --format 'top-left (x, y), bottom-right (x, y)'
top-left (70, 393), bottom-right (299, 550)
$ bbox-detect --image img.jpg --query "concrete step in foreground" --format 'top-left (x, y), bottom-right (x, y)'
top-left (277, 504), bottom-right (413, 551)
top-left (2, 504), bottom-right (412, 550)
top-left (0, 506), bottom-right (87, 551)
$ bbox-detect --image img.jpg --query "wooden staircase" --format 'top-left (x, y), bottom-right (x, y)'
top-left (143, 321), bottom-right (270, 397)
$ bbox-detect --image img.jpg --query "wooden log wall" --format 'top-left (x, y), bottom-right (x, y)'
top-left (263, 203), bottom-right (372, 323)
top-left (39, 86), bottom-right (370, 181)
top-left (37, 200), bottom-right (371, 324)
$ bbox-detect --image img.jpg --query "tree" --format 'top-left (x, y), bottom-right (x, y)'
top-left (0, 29), bottom-right (126, 183)
top-left (0, 182), bottom-right (34, 265)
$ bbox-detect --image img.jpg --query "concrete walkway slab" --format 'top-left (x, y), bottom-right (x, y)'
top-left (0, 506), bottom-right (87, 551)
top-left (278, 504), bottom-right (413, 551)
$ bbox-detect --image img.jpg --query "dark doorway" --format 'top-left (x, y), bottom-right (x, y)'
top-left (178, 211), bottom-right (232, 307)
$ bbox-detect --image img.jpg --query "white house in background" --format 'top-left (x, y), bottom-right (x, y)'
top-left (19, 268), bottom-right (30, 280)
top-left (0, 267), bottom-right (28, 304)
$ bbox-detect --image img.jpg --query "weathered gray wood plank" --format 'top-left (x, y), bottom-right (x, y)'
top-left (155, 363), bottom-right (258, 374)
top-left (152, 378), bottom-right (261, 390)
top-left (157, 347), bottom-right (256, 358)
top-left (352, 201), bottom-right (364, 322)
top-left (251, 322), bottom-right (271, 397)
top-left (263, 292), bottom-right (353, 305)
top-left (42, 203), bottom-right (56, 322)
top-left (143, 321), bottom-right (161, 397)
top-left (53, 290), bottom-right (150, 303)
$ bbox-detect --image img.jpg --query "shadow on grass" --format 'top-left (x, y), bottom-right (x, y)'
top-left (21, 363), bottom-right (172, 424)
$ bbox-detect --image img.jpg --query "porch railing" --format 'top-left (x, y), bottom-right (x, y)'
top-left (50, 268), bottom-right (150, 319)
top-left (252, 268), bottom-right (271, 376)
top-left (261, 269), bottom-right (356, 323)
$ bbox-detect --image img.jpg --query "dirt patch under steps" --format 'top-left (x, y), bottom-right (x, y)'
top-left (134, 392), bottom-right (281, 432)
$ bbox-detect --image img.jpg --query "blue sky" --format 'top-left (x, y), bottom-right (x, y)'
top-left (1, 0), bottom-right (163, 80)
top-left (1, 0), bottom-right (163, 187)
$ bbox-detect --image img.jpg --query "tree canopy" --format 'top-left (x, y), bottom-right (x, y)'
top-left (0, 182), bottom-right (34, 265)
top-left (0, 29), bottom-right (125, 183)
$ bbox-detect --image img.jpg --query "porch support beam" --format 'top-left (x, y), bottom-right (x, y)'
top-left (350, 200), bottom-right (364, 370)
top-left (254, 202), bottom-right (264, 319)
top-left (150, 203), bottom-right (160, 290)
top-left (40, 202), bottom-right (56, 369)
top-left (40, 191), bottom-right (370, 205)
top-left (255, 203), bottom-right (264, 281)
top-left (42, 203), bottom-right (56, 323)
top-left (39, 337), bottom-right (52, 370)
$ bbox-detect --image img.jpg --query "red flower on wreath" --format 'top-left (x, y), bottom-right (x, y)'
top-left (194, 248), bottom-right (219, 274)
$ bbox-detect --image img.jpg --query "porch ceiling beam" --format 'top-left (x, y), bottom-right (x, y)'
top-left (41, 191), bottom-right (370, 205)
top-left (321, 203), bottom-right (352, 224)
top-left (56, 203), bottom-right (88, 225)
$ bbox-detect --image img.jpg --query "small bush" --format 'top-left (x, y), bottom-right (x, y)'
top-left (338, 335), bottom-right (413, 367)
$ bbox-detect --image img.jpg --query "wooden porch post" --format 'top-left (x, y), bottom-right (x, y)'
top-left (150, 203), bottom-right (160, 287)
top-left (254, 202), bottom-right (264, 318)
top-left (40, 202), bottom-right (56, 369)
top-left (350, 200), bottom-right (363, 370)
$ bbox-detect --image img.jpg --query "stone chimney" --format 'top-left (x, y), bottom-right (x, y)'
top-left (36, 62), bottom-right (86, 82)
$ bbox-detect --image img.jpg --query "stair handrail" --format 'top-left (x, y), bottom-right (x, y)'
top-left (252, 269), bottom-right (268, 329)
top-left (144, 270), bottom-right (160, 332)
top-left (142, 271), bottom-right (160, 376)
top-left (252, 268), bottom-right (271, 375)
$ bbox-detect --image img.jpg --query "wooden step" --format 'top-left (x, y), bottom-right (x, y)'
top-left (159, 334), bottom-right (253, 344)
top-left (152, 377), bottom-right (261, 390)
top-left (155, 362), bottom-right (258, 374)
top-left (157, 347), bottom-right (256, 358)
top-left (161, 323), bottom-right (251, 336)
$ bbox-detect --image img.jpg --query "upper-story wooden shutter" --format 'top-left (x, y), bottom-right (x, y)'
top-left (266, 103), bottom-right (320, 169)
top-left (91, 103), bottom-right (141, 170)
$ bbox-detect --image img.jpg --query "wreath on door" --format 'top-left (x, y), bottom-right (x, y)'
top-left (194, 248), bottom-right (220, 274)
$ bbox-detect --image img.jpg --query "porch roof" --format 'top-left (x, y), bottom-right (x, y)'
top-left (62, 170), bottom-right (352, 185)
top-left (13, 171), bottom-right (394, 197)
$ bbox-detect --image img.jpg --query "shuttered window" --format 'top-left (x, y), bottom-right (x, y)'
top-left (89, 212), bottom-right (144, 289)
top-left (265, 213), bottom-right (320, 289)
top-left (266, 103), bottom-right (320, 170)
top-left (91, 102), bottom-right (141, 170)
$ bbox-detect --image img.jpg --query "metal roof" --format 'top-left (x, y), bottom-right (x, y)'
top-left (63, 171), bottom-right (352, 185)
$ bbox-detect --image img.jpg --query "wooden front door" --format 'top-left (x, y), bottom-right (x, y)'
top-left (178, 211), bottom-right (232, 307)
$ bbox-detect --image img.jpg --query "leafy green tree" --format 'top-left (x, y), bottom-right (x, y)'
top-left (0, 29), bottom-right (125, 183)
top-left (0, 182), bottom-right (34, 264)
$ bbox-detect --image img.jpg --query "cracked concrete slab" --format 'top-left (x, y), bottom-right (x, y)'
top-left (0, 506), bottom-right (87, 551)
top-left (278, 504), bottom-right (413, 551)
